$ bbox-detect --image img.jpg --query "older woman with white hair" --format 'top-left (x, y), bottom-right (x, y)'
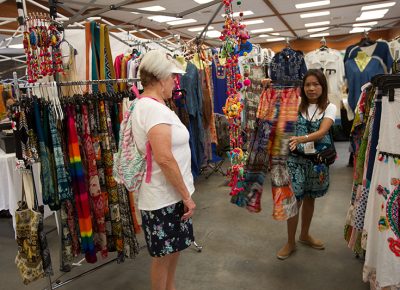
top-left (131, 49), bottom-right (196, 290)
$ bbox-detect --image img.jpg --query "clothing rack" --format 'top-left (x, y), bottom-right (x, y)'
top-left (10, 71), bottom-right (203, 289)
top-left (9, 75), bottom-right (202, 289)
top-left (17, 78), bottom-right (140, 89)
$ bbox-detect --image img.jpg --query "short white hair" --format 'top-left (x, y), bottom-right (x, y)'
top-left (138, 50), bottom-right (183, 81)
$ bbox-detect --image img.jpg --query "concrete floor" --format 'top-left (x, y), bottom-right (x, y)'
top-left (0, 142), bottom-right (369, 290)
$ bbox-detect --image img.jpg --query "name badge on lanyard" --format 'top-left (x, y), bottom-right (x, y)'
top-left (304, 142), bottom-right (316, 154)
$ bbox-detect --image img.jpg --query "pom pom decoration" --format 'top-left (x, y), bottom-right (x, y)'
top-left (243, 79), bottom-right (251, 87)
top-left (23, 14), bottom-right (64, 83)
top-left (219, 0), bottom-right (251, 202)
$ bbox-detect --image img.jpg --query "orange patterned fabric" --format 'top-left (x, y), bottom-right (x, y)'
top-left (0, 85), bottom-right (6, 119)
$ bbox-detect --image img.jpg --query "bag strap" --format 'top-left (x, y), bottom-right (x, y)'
top-left (328, 126), bottom-right (336, 151)
top-left (131, 96), bottom-right (162, 184)
top-left (131, 84), bottom-right (139, 99)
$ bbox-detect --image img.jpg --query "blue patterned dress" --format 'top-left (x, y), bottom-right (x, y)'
top-left (287, 112), bottom-right (333, 200)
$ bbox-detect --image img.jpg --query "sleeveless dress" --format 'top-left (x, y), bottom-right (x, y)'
top-left (287, 111), bottom-right (333, 200)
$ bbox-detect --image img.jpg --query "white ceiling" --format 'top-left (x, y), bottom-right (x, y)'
top-left (41, 0), bottom-right (400, 44)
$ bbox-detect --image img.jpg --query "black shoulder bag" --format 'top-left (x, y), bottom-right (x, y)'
top-left (305, 110), bottom-right (337, 166)
top-left (311, 128), bottom-right (337, 166)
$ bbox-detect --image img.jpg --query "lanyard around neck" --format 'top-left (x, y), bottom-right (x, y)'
top-left (307, 106), bottom-right (319, 122)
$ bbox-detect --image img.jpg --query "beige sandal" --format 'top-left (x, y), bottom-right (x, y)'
top-left (298, 238), bottom-right (325, 250)
top-left (277, 245), bottom-right (296, 260)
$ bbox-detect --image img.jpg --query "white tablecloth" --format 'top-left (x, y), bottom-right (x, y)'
top-left (0, 149), bottom-right (53, 235)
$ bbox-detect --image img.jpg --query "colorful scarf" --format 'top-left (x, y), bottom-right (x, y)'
top-left (66, 105), bottom-right (97, 263)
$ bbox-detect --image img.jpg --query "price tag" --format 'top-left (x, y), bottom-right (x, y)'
top-left (304, 142), bottom-right (316, 154)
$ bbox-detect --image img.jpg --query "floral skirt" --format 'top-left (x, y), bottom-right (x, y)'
top-left (140, 201), bottom-right (194, 257)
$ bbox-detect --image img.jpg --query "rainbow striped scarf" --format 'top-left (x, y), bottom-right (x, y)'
top-left (66, 105), bottom-right (97, 263)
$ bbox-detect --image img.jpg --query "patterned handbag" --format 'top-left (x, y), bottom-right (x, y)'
top-left (14, 200), bottom-right (45, 285)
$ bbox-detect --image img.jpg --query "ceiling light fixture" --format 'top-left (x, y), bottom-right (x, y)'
top-left (300, 11), bottom-right (330, 18)
top-left (361, 2), bottom-right (396, 11)
top-left (138, 6), bottom-right (166, 11)
top-left (148, 15), bottom-right (181, 22)
top-left (258, 34), bottom-right (270, 37)
top-left (271, 32), bottom-right (280, 36)
top-left (167, 18), bottom-right (197, 25)
top-left (198, 30), bottom-right (221, 38)
top-left (350, 27), bottom-right (372, 34)
top-left (295, 0), bottom-right (330, 9)
top-left (310, 32), bottom-right (330, 37)
top-left (250, 28), bottom-right (274, 33)
top-left (8, 44), bottom-right (24, 49)
top-left (305, 20), bottom-right (330, 27)
top-left (352, 21), bottom-right (378, 27)
top-left (188, 26), bottom-right (214, 32)
top-left (222, 11), bottom-right (254, 17)
top-left (307, 27), bottom-right (330, 32)
top-left (356, 9), bottom-right (388, 21)
top-left (266, 37), bottom-right (285, 42)
top-left (241, 19), bottom-right (264, 25)
top-left (193, 0), bottom-right (214, 3)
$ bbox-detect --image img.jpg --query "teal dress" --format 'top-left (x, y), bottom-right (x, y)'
top-left (288, 112), bottom-right (332, 201)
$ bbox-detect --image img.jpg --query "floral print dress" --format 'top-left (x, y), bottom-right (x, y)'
top-left (287, 112), bottom-right (333, 200)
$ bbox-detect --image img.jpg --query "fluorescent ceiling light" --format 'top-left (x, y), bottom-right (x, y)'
top-left (356, 9), bottom-right (388, 21)
top-left (258, 34), bottom-right (270, 37)
top-left (300, 11), bottom-right (330, 18)
top-left (350, 27), bottom-right (372, 34)
top-left (198, 30), bottom-right (221, 38)
top-left (222, 11), bottom-right (254, 17)
top-left (8, 44), bottom-right (23, 49)
top-left (310, 32), bottom-right (330, 37)
top-left (352, 21), bottom-right (377, 27)
top-left (167, 18), bottom-right (197, 25)
top-left (148, 16), bottom-right (181, 22)
top-left (305, 20), bottom-right (330, 27)
top-left (361, 2), bottom-right (396, 11)
top-left (138, 6), bottom-right (166, 11)
top-left (266, 37), bottom-right (285, 42)
top-left (188, 26), bottom-right (214, 32)
top-left (295, 0), bottom-right (330, 9)
top-left (241, 19), bottom-right (264, 25)
top-left (250, 28), bottom-right (274, 33)
top-left (129, 28), bottom-right (148, 33)
top-left (271, 32), bottom-right (280, 35)
top-left (193, 0), bottom-right (214, 3)
top-left (307, 27), bottom-right (329, 32)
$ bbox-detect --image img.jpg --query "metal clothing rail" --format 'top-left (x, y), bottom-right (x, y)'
top-left (18, 78), bottom-right (141, 89)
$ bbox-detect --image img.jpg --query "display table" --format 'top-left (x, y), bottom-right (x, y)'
top-left (0, 149), bottom-right (53, 236)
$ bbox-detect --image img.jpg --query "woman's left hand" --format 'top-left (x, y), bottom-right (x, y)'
top-left (289, 136), bottom-right (302, 151)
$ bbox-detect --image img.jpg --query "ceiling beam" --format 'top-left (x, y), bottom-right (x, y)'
top-left (74, 0), bottom-right (98, 16)
top-left (177, 0), bottom-right (221, 17)
top-left (281, 0), bottom-right (386, 16)
top-left (62, 0), bottom-right (138, 26)
top-left (247, 16), bottom-right (400, 40)
top-left (262, 0), bottom-right (297, 37)
top-left (171, 0), bottom-right (391, 30)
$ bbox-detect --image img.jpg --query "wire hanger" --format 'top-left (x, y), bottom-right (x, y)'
top-left (285, 37), bottom-right (291, 48)
top-left (358, 30), bottom-right (375, 47)
top-left (319, 37), bottom-right (328, 51)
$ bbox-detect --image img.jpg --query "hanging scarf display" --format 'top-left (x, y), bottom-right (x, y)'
top-left (66, 105), bottom-right (97, 264)
top-left (82, 104), bottom-right (108, 258)
top-left (33, 98), bottom-right (60, 211)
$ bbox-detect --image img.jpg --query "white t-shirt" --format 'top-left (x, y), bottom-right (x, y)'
top-left (131, 98), bottom-right (195, 211)
top-left (301, 103), bottom-right (337, 122)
